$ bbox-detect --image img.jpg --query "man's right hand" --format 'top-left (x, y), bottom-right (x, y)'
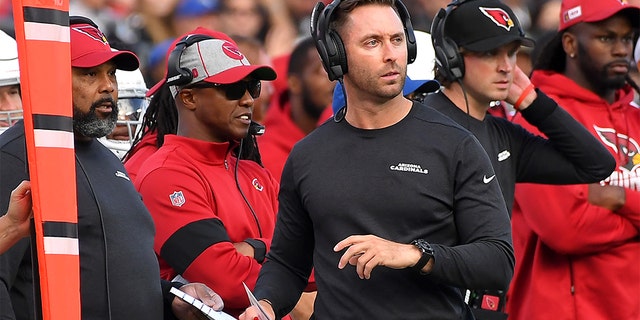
top-left (588, 183), bottom-right (625, 211)
top-left (238, 300), bottom-right (275, 320)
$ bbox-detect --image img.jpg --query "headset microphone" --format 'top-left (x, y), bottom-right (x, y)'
top-left (248, 121), bottom-right (265, 136)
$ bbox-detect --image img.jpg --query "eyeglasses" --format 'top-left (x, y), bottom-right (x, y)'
top-left (188, 79), bottom-right (262, 100)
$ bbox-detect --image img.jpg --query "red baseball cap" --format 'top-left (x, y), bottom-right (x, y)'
top-left (559, 0), bottom-right (640, 31)
top-left (70, 22), bottom-right (139, 71)
top-left (147, 27), bottom-right (276, 98)
top-left (166, 38), bottom-right (276, 97)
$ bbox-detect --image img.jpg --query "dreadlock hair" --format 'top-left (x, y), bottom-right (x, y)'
top-left (123, 81), bottom-right (177, 161)
top-left (236, 134), bottom-right (263, 166)
top-left (149, 82), bottom-right (177, 149)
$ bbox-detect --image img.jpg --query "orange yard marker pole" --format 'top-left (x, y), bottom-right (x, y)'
top-left (11, 1), bottom-right (81, 319)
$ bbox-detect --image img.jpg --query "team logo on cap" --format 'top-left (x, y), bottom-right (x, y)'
top-left (563, 6), bottom-right (582, 23)
top-left (479, 7), bottom-right (515, 31)
top-left (222, 41), bottom-right (245, 61)
top-left (73, 25), bottom-right (109, 45)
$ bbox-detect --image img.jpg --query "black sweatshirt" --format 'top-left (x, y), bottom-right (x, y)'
top-left (0, 121), bottom-right (171, 320)
top-left (254, 103), bottom-right (514, 319)
top-left (425, 90), bottom-right (616, 215)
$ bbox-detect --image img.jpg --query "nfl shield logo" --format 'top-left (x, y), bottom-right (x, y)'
top-left (169, 191), bottom-right (186, 207)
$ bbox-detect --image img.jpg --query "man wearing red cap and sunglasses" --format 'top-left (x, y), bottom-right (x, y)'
top-left (0, 16), bottom-right (223, 320)
top-left (133, 31), bottom-right (290, 318)
top-left (508, 0), bottom-right (640, 319)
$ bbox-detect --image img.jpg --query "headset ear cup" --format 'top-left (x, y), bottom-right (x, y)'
top-left (395, 0), bottom-right (417, 63)
top-left (407, 35), bottom-right (417, 64)
top-left (329, 31), bottom-right (348, 80)
top-left (315, 38), bottom-right (334, 80)
top-left (166, 41), bottom-right (193, 87)
top-left (311, 2), bottom-right (333, 80)
top-left (443, 37), bottom-right (464, 81)
top-left (165, 35), bottom-right (215, 86)
top-left (166, 43), bottom-right (193, 87)
top-left (431, 2), bottom-right (470, 82)
top-left (433, 46), bottom-right (449, 79)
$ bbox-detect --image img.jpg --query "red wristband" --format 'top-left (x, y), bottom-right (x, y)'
top-left (514, 83), bottom-right (535, 110)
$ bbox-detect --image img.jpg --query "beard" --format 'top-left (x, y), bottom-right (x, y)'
top-left (73, 97), bottom-right (118, 138)
top-left (349, 62), bottom-right (405, 101)
top-left (577, 43), bottom-right (628, 91)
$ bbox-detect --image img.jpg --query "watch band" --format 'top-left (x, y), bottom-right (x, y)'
top-left (411, 239), bottom-right (434, 273)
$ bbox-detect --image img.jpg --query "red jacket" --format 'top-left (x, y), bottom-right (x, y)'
top-left (123, 131), bottom-right (159, 182)
top-left (507, 70), bottom-right (640, 320)
top-left (135, 135), bottom-right (280, 317)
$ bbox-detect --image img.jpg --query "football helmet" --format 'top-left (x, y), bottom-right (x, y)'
top-left (0, 30), bottom-right (22, 135)
top-left (99, 67), bottom-right (149, 159)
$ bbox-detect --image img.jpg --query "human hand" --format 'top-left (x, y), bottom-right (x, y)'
top-left (238, 300), bottom-right (275, 320)
top-left (334, 234), bottom-right (423, 279)
top-left (172, 283), bottom-right (224, 320)
top-left (0, 181), bottom-right (32, 254)
top-left (7, 180), bottom-right (32, 233)
top-left (588, 183), bottom-right (625, 211)
top-left (507, 66), bottom-right (536, 110)
top-left (234, 241), bottom-right (255, 257)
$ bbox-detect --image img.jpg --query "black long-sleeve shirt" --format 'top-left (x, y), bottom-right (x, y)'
top-left (0, 121), bottom-right (167, 320)
top-left (425, 90), bottom-right (616, 214)
top-left (254, 103), bottom-right (514, 319)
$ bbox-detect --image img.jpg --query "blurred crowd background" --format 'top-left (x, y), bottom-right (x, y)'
top-left (0, 0), bottom-right (565, 87)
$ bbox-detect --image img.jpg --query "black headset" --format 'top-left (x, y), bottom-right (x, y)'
top-left (165, 34), bottom-right (215, 86)
top-left (430, 0), bottom-right (469, 82)
top-left (310, 0), bottom-right (417, 81)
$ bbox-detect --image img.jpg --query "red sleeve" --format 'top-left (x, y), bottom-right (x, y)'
top-left (515, 182), bottom-right (638, 255)
top-left (137, 165), bottom-right (265, 310)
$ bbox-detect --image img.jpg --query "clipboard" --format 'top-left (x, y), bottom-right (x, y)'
top-left (169, 287), bottom-right (236, 320)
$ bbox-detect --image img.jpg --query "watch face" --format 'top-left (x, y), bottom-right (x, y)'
top-left (413, 239), bottom-right (433, 255)
top-left (411, 239), bottom-right (434, 273)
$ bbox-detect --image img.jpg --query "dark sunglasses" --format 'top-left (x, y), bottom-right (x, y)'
top-left (188, 79), bottom-right (261, 100)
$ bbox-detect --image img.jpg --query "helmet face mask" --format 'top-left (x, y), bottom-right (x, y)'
top-left (99, 67), bottom-right (149, 159)
top-left (0, 109), bottom-right (23, 134)
top-left (109, 96), bottom-right (147, 141)
top-left (0, 30), bottom-right (22, 135)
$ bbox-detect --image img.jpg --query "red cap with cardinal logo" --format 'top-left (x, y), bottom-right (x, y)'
top-left (70, 17), bottom-right (139, 71)
top-left (444, 0), bottom-right (534, 52)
